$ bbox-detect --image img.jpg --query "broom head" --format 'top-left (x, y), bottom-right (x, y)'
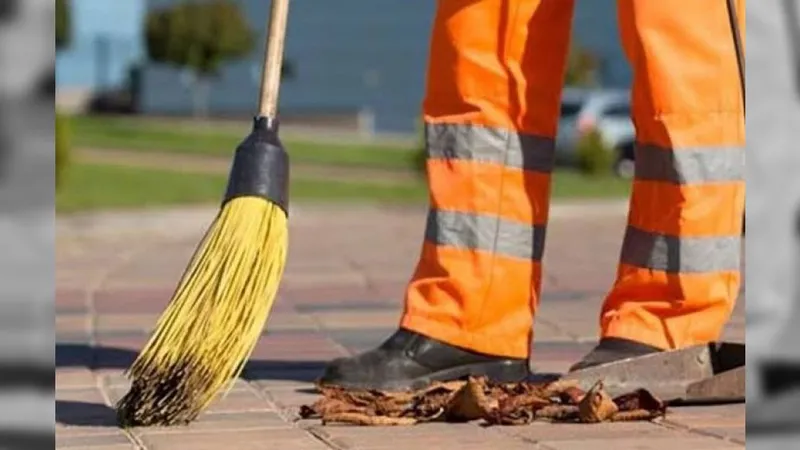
top-left (116, 116), bottom-right (290, 427)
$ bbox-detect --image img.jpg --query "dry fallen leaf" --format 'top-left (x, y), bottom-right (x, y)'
top-left (445, 377), bottom-right (494, 422)
top-left (300, 376), bottom-right (666, 427)
top-left (322, 412), bottom-right (418, 426)
top-left (578, 380), bottom-right (619, 423)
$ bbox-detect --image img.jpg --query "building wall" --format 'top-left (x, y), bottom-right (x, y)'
top-left (137, 0), bottom-right (631, 134)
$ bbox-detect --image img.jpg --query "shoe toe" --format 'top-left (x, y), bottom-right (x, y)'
top-left (317, 356), bottom-right (356, 385)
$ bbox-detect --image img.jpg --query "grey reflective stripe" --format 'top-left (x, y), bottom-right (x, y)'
top-left (620, 226), bottom-right (741, 273)
top-left (635, 144), bottom-right (744, 184)
top-left (426, 123), bottom-right (555, 173)
top-left (425, 209), bottom-right (546, 261)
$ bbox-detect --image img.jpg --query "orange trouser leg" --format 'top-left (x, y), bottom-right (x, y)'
top-left (602, 1), bottom-right (746, 349)
top-left (400, 0), bottom-right (575, 359)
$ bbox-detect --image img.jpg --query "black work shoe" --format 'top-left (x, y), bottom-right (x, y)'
top-left (568, 337), bottom-right (662, 372)
top-left (317, 328), bottom-right (530, 391)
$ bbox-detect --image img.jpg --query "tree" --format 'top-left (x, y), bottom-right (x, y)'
top-left (56, 0), bottom-right (71, 50)
top-left (564, 41), bottom-right (601, 87)
top-left (145, 0), bottom-right (256, 117)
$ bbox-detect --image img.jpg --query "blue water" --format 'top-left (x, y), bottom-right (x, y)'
top-left (56, 0), bottom-right (631, 133)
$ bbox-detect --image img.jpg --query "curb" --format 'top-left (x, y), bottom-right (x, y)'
top-left (56, 200), bottom-right (629, 239)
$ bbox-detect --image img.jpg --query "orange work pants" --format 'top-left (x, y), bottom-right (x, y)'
top-left (401, 0), bottom-right (746, 358)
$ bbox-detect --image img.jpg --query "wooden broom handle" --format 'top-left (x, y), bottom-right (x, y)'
top-left (258, 0), bottom-right (291, 118)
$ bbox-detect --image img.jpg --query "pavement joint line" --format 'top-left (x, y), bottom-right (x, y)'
top-left (302, 312), bottom-right (354, 358)
top-left (243, 380), bottom-right (298, 424)
top-left (86, 244), bottom-right (144, 347)
top-left (533, 317), bottom-right (584, 342)
top-left (304, 425), bottom-right (349, 450)
top-left (95, 369), bottom-right (145, 449)
top-left (82, 243), bottom-right (144, 449)
top-left (655, 416), bottom-right (745, 446)
top-left (493, 426), bottom-right (556, 449)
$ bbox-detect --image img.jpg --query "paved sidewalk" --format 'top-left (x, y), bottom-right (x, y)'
top-left (56, 203), bottom-right (745, 449)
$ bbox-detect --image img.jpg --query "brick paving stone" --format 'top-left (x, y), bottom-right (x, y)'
top-left (93, 287), bottom-right (175, 314)
top-left (56, 367), bottom-right (96, 390)
top-left (138, 428), bottom-right (330, 450)
top-left (98, 371), bottom-right (132, 388)
top-left (309, 423), bottom-right (536, 450)
top-left (662, 404), bottom-right (746, 443)
top-left (529, 341), bottom-right (596, 373)
top-left (94, 335), bottom-right (149, 354)
top-left (262, 386), bottom-right (322, 411)
top-left (535, 300), bottom-right (606, 341)
top-left (367, 281), bottom-right (411, 301)
top-left (312, 310), bottom-right (402, 330)
top-left (56, 205), bottom-right (745, 449)
top-left (95, 314), bottom-right (159, 334)
top-left (263, 311), bottom-right (320, 332)
top-left (174, 411), bottom-right (289, 432)
top-left (102, 385), bottom-right (132, 406)
top-left (280, 284), bottom-right (379, 305)
top-left (248, 332), bottom-right (347, 361)
top-left (56, 314), bottom-right (92, 334)
top-left (531, 319), bottom-right (575, 342)
top-left (56, 331), bottom-right (93, 348)
top-left (56, 288), bottom-right (90, 314)
top-left (248, 375), bottom-right (322, 392)
top-left (57, 388), bottom-right (108, 408)
top-left (293, 300), bottom-right (399, 313)
top-left (281, 271), bottom-right (369, 290)
top-left (537, 436), bottom-right (743, 449)
top-left (324, 328), bottom-right (395, 354)
top-left (203, 389), bottom-right (274, 414)
top-left (501, 421), bottom-right (677, 442)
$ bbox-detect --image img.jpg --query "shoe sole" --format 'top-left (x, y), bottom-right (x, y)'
top-left (317, 360), bottom-right (530, 392)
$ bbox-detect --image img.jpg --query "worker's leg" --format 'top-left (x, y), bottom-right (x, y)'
top-left (573, 0), bottom-right (745, 370)
top-left (319, 0), bottom-right (575, 390)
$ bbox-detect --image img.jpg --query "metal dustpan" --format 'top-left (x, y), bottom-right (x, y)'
top-left (559, 342), bottom-right (745, 405)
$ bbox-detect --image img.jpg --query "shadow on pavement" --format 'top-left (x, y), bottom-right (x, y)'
top-left (56, 344), bottom-right (135, 369)
top-left (56, 343), bottom-right (328, 382)
top-left (56, 400), bottom-right (118, 427)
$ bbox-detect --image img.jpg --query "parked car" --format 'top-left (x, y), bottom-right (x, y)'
top-left (555, 87), bottom-right (636, 178)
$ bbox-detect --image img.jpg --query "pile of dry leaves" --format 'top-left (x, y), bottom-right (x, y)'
top-left (299, 377), bottom-right (667, 426)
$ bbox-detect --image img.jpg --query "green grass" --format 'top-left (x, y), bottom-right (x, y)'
top-left (70, 115), bottom-right (420, 171)
top-left (56, 163), bottom-right (630, 213)
top-left (551, 170), bottom-right (631, 198)
top-left (56, 163), bottom-right (429, 213)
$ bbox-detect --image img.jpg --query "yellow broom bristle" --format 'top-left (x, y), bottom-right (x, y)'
top-left (115, 197), bottom-right (288, 427)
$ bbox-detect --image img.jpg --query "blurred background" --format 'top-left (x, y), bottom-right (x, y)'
top-left (30, 0), bottom-right (795, 446)
top-left (1, 0), bottom-right (55, 447)
top-left (53, 0), bottom-right (640, 215)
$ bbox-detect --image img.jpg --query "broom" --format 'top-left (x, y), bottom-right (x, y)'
top-left (116, 0), bottom-right (293, 427)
